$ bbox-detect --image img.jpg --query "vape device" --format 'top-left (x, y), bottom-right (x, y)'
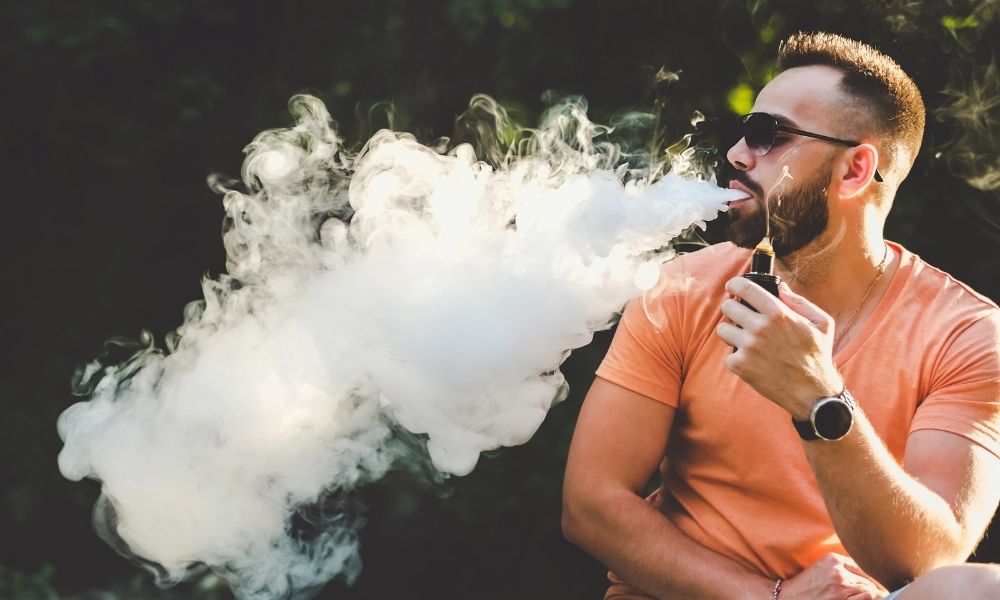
top-left (742, 237), bottom-right (780, 307)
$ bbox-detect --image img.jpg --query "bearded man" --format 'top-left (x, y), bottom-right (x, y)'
top-left (562, 32), bottom-right (1000, 599)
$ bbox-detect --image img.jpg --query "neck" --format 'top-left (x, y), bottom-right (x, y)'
top-left (773, 218), bottom-right (891, 321)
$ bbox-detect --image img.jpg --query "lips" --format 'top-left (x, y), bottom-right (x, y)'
top-left (728, 180), bottom-right (754, 201)
top-left (726, 181), bottom-right (754, 207)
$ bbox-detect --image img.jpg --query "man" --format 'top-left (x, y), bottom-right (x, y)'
top-left (562, 32), bottom-right (1000, 599)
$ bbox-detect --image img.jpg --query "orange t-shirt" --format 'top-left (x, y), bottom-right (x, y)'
top-left (596, 241), bottom-right (1000, 579)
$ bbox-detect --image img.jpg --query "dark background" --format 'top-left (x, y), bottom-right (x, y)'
top-left (2, 1), bottom-right (999, 598)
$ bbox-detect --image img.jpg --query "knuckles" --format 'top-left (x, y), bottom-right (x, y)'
top-left (762, 310), bottom-right (790, 329)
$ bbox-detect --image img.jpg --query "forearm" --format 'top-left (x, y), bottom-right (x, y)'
top-left (563, 488), bottom-right (774, 599)
top-left (805, 413), bottom-right (964, 586)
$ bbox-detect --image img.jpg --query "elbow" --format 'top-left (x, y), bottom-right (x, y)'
top-left (878, 569), bottom-right (923, 593)
top-left (561, 513), bottom-right (578, 545)
top-left (879, 564), bottom-right (953, 593)
top-left (561, 494), bottom-right (585, 545)
top-left (562, 483), bottom-right (606, 547)
top-left (850, 513), bottom-right (970, 588)
top-left (562, 481), bottom-right (639, 549)
top-left (871, 542), bottom-right (969, 590)
top-left (868, 563), bottom-right (932, 591)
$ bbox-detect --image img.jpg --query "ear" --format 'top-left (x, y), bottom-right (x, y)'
top-left (837, 143), bottom-right (879, 198)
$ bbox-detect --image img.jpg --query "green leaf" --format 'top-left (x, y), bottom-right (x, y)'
top-left (941, 14), bottom-right (980, 31)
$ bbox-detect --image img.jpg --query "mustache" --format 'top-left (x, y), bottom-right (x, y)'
top-left (731, 171), bottom-right (765, 199)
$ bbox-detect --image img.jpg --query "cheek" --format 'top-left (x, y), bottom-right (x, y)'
top-left (770, 145), bottom-right (803, 166)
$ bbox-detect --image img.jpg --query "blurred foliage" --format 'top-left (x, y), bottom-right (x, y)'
top-left (1, 0), bottom-right (999, 598)
top-left (0, 563), bottom-right (57, 600)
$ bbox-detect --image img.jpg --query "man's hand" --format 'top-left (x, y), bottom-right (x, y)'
top-left (716, 278), bottom-right (843, 419)
top-left (781, 553), bottom-right (888, 600)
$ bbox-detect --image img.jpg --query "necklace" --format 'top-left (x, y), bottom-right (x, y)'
top-left (832, 244), bottom-right (892, 350)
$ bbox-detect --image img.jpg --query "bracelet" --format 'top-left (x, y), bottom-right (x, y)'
top-left (770, 579), bottom-right (782, 599)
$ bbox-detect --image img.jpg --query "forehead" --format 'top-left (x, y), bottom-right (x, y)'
top-left (752, 65), bottom-right (846, 127)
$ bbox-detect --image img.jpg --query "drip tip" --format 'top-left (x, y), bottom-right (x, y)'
top-left (750, 236), bottom-right (774, 275)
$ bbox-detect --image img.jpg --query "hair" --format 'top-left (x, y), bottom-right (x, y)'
top-left (777, 32), bottom-right (925, 185)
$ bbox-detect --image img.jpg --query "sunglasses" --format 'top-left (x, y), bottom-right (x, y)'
top-left (740, 112), bottom-right (883, 183)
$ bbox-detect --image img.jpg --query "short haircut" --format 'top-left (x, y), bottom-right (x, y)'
top-left (777, 32), bottom-right (925, 182)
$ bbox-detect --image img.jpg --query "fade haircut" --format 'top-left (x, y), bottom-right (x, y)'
top-left (777, 32), bottom-right (925, 184)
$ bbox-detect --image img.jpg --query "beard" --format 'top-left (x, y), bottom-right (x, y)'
top-left (724, 164), bottom-right (831, 257)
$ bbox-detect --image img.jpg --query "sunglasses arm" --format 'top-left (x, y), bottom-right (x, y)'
top-left (775, 125), bottom-right (883, 182)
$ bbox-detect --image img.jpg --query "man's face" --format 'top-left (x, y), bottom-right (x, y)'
top-left (725, 155), bottom-right (833, 256)
top-left (724, 65), bottom-right (847, 257)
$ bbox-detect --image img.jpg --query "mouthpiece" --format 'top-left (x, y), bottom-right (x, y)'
top-left (750, 236), bottom-right (775, 275)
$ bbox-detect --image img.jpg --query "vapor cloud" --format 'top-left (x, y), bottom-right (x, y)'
top-left (57, 94), bottom-right (739, 599)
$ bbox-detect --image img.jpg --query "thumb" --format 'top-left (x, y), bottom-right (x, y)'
top-left (779, 281), bottom-right (833, 332)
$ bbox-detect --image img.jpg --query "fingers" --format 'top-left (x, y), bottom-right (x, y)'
top-left (725, 277), bottom-right (782, 315)
top-left (820, 554), bottom-right (884, 598)
top-left (837, 556), bottom-right (887, 592)
top-left (836, 566), bottom-right (884, 600)
top-left (715, 321), bottom-right (744, 346)
top-left (727, 277), bottom-right (835, 334)
top-left (720, 296), bottom-right (760, 328)
top-left (835, 555), bottom-right (869, 579)
top-left (716, 317), bottom-right (752, 349)
top-left (846, 592), bottom-right (884, 600)
top-left (717, 298), bottom-right (759, 351)
top-left (778, 281), bottom-right (834, 332)
top-left (841, 581), bottom-right (882, 600)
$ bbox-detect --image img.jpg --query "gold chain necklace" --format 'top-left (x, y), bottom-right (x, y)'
top-left (833, 244), bottom-right (891, 350)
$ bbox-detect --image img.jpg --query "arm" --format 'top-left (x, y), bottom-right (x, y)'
top-left (562, 376), bottom-right (777, 599)
top-left (720, 278), bottom-right (1000, 588)
top-left (807, 421), bottom-right (1000, 588)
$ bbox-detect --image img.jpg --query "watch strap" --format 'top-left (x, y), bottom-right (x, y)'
top-left (792, 416), bottom-right (818, 440)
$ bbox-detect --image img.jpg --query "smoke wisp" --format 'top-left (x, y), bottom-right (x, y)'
top-left (937, 59), bottom-right (1000, 192)
top-left (57, 94), bottom-right (740, 599)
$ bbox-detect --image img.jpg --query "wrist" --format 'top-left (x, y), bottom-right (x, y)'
top-left (739, 574), bottom-right (782, 600)
top-left (788, 376), bottom-right (844, 421)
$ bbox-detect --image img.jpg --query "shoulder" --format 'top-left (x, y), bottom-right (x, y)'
top-left (895, 243), bottom-right (999, 325)
top-left (623, 242), bottom-right (748, 334)
top-left (667, 241), bottom-right (751, 271)
top-left (892, 244), bottom-right (1000, 386)
top-left (652, 242), bottom-right (751, 297)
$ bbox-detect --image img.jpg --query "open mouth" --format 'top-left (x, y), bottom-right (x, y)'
top-left (727, 181), bottom-right (754, 206)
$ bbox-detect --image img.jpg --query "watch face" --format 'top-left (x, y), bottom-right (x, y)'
top-left (813, 398), bottom-right (853, 440)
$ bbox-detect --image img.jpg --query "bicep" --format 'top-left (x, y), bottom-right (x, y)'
top-left (904, 430), bottom-right (1000, 554)
top-left (564, 376), bottom-right (675, 497)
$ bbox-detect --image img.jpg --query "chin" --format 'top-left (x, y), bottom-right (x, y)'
top-left (724, 218), bottom-right (767, 250)
top-left (729, 236), bottom-right (760, 250)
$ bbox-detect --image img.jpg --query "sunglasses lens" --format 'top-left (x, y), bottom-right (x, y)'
top-left (743, 114), bottom-right (775, 155)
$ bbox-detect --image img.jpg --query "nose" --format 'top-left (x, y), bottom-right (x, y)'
top-left (726, 136), bottom-right (755, 174)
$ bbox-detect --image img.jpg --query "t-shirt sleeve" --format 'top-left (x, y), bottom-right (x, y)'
top-left (594, 289), bottom-right (685, 407)
top-left (910, 311), bottom-right (1000, 459)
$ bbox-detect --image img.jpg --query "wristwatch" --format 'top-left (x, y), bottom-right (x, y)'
top-left (792, 389), bottom-right (856, 441)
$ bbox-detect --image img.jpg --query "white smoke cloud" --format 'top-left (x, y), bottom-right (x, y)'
top-left (57, 94), bottom-right (740, 599)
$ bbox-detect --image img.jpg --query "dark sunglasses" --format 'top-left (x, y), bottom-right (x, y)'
top-left (740, 112), bottom-right (883, 183)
